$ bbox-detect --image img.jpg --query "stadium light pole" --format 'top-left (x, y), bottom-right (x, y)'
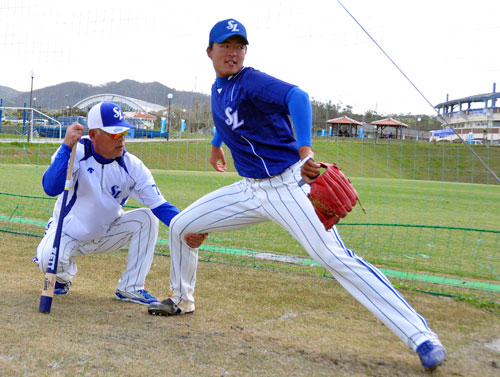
top-left (167, 93), bottom-right (173, 141)
top-left (28, 71), bottom-right (34, 142)
top-left (64, 94), bottom-right (69, 121)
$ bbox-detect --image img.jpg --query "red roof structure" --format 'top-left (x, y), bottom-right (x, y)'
top-left (326, 116), bottom-right (363, 137)
top-left (327, 116), bottom-right (363, 125)
top-left (371, 117), bottom-right (408, 139)
top-left (134, 111), bottom-right (157, 120)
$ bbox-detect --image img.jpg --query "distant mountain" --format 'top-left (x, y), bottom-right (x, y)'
top-left (0, 86), bottom-right (21, 105)
top-left (1, 80), bottom-right (210, 111)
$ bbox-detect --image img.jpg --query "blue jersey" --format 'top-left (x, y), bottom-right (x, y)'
top-left (211, 67), bottom-right (300, 178)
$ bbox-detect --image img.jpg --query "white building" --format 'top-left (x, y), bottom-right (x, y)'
top-left (124, 111), bottom-right (157, 129)
top-left (433, 84), bottom-right (500, 145)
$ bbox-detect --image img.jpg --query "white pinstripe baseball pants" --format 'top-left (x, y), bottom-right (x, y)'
top-left (36, 208), bottom-right (159, 292)
top-left (169, 161), bottom-right (437, 351)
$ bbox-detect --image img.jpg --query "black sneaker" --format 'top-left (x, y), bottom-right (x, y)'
top-left (148, 298), bottom-right (195, 316)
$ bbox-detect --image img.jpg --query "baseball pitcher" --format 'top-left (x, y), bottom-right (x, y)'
top-left (148, 19), bottom-right (446, 372)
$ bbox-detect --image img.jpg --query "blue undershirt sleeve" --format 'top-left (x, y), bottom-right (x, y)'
top-left (42, 143), bottom-right (72, 196)
top-left (286, 87), bottom-right (312, 148)
top-left (211, 129), bottom-right (223, 147)
top-left (151, 202), bottom-right (181, 227)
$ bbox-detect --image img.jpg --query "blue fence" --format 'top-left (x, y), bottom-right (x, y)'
top-left (0, 122), bottom-right (168, 139)
top-left (34, 126), bottom-right (168, 139)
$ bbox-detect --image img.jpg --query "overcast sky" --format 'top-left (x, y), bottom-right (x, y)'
top-left (1, 0), bottom-right (499, 115)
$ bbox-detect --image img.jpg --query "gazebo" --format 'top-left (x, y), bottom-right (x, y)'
top-left (327, 116), bottom-right (363, 137)
top-left (371, 117), bottom-right (408, 140)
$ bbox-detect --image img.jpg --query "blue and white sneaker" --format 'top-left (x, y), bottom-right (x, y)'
top-left (54, 281), bottom-right (71, 295)
top-left (114, 289), bottom-right (159, 305)
top-left (417, 338), bottom-right (446, 372)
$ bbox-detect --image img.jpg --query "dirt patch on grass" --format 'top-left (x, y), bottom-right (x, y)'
top-left (1, 233), bottom-right (499, 376)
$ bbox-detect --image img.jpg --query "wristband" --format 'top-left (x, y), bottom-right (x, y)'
top-left (298, 155), bottom-right (314, 168)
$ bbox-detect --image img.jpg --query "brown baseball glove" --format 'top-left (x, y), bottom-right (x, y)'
top-left (308, 162), bottom-right (365, 230)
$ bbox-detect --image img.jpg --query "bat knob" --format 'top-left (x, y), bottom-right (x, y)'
top-left (39, 296), bottom-right (53, 314)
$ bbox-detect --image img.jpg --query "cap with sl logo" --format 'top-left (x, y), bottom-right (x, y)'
top-left (87, 102), bottom-right (135, 134)
top-left (209, 19), bottom-right (248, 45)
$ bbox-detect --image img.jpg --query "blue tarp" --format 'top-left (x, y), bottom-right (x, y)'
top-left (432, 129), bottom-right (454, 136)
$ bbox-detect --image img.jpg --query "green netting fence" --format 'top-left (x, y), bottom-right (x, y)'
top-left (1, 137), bottom-right (499, 307)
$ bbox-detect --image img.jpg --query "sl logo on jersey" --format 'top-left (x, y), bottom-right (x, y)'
top-left (113, 107), bottom-right (124, 120)
top-left (87, 167), bottom-right (94, 174)
top-left (225, 107), bottom-right (244, 130)
top-left (110, 185), bottom-right (122, 199)
top-left (227, 20), bottom-right (240, 32)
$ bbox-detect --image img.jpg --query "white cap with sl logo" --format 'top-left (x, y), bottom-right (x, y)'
top-left (87, 102), bottom-right (135, 134)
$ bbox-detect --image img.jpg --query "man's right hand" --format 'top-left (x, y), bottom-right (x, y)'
top-left (184, 233), bottom-right (208, 248)
top-left (209, 145), bottom-right (227, 172)
top-left (63, 122), bottom-right (84, 148)
top-left (299, 145), bottom-right (321, 184)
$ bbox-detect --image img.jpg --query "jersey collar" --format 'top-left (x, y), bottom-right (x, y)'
top-left (228, 66), bottom-right (245, 81)
top-left (216, 67), bottom-right (246, 94)
top-left (216, 66), bottom-right (246, 88)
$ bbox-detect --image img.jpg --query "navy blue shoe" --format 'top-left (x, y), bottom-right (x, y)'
top-left (54, 281), bottom-right (71, 295)
top-left (417, 339), bottom-right (446, 371)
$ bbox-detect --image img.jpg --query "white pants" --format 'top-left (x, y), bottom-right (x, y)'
top-left (36, 208), bottom-right (159, 292)
top-left (169, 161), bottom-right (436, 351)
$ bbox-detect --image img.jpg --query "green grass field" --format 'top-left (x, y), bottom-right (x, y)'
top-left (1, 138), bottom-right (499, 376)
top-left (2, 137), bottom-right (500, 181)
top-left (1, 139), bottom-right (499, 276)
top-left (1, 138), bottom-right (499, 297)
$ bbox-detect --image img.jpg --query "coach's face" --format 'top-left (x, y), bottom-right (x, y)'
top-left (207, 36), bottom-right (247, 77)
top-left (89, 129), bottom-right (126, 159)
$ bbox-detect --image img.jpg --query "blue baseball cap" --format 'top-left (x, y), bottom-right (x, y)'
top-left (87, 102), bottom-right (135, 133)
top-left (209, 19), bottom-right (248, 45)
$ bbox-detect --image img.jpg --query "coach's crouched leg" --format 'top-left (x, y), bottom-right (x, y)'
top-left (114, 208), bottom-right (159, 304)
